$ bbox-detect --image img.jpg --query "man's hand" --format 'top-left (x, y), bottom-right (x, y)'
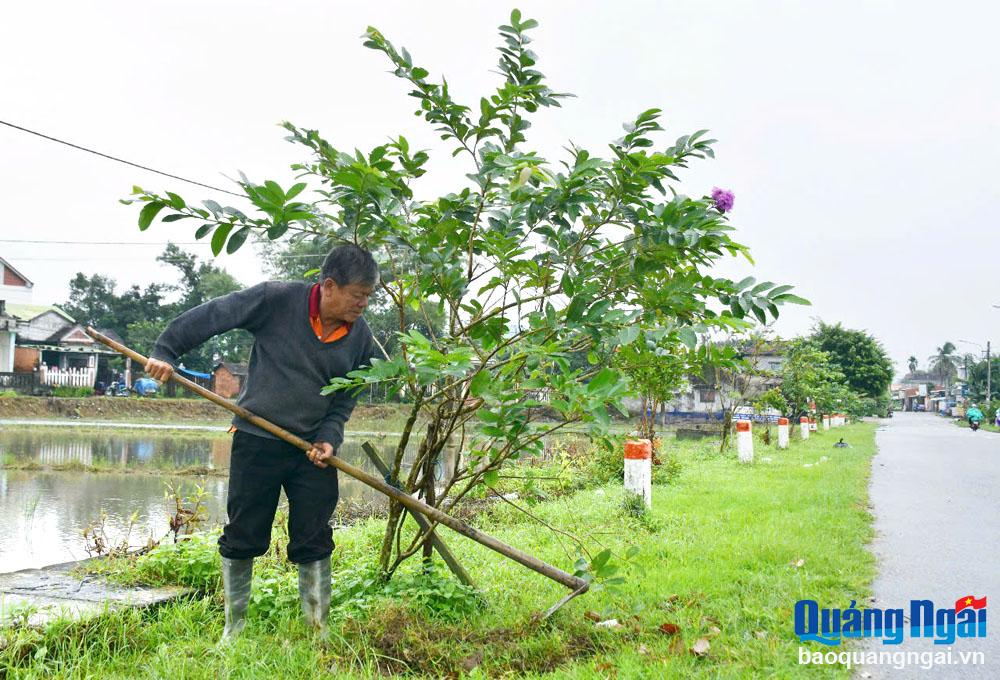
top-left (145, 358), bottom-right (173, 382)
top-left (307, 441), bottom-right (335, 469)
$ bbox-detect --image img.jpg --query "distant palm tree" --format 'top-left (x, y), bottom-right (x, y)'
top-left (928, 342), bottom-right (958, 387)
top-left (907, 355), bottom-right (918, 374)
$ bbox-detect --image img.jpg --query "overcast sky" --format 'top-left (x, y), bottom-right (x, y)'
top-left (2, 1), bottom-right (999, 376)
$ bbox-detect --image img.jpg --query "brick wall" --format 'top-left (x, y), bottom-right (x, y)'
top-left (212, 366), bottom-right (242, 399)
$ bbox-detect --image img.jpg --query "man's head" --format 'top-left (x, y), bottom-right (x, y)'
top-left (319, 245), bottom-right (378, 323)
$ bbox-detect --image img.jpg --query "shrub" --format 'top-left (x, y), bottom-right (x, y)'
top-left (51, 386), bottom-right (95, 398)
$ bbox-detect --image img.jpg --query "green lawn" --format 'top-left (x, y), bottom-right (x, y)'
top-left (1, 423), bottom-right (877, 678)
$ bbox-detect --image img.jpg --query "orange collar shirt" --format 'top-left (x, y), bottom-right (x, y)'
top-left (309, 283), bottom-right (351, 343)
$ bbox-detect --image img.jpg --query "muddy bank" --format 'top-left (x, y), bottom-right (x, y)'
top-left (0, 396), bottom-right (230, 423)
top-left (0, 397), bottom-right (406, 426)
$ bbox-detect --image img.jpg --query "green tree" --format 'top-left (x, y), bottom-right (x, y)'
top-left (697, 333), bottom-right (777, 450)
top-left (927, 342), bottom-right (958, 388)
top-left (64, 274), bottom-right (165, 345)
top-left (810, 322), bottom-right (892, 398)
top-left (155, 244), bottom-right (252, 372)
top-left (966, 356), bottom-right (1000, 402)
top-left (613, 331), bottom-right (693, 440)
top-left (779, 339), bottom-right (852, 418)
top-left (128, 10), bottom-right (806, 579)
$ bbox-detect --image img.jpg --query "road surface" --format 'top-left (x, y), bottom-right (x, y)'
top-left (861, 412), bottom-right (999, 678)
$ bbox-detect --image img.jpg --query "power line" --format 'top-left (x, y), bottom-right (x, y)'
top-left (0, 238), bottom-right (201, 245)
top-left (0, 119), bottom-right (244, 198)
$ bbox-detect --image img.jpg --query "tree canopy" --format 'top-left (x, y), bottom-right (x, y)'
top-left (809, 321), bottom-right (892, 398)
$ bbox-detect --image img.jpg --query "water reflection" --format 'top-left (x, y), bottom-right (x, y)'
top-left (0, 429), bottom-right (417, 472)
top-left (0, 428), bottom-right (466, 573)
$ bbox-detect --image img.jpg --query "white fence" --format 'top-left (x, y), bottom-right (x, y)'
top-left (39, 365), bottom-right (96, 388)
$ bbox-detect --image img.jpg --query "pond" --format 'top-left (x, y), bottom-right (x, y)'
top-left (0, 427), bottom-right (453, 573)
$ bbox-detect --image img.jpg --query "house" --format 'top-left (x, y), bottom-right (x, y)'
top-left (651, 344), bottom-right (786, 421)
top-left (0, 301), bottom-right (17, 373)
top-left (0, 256), bottom-right (33, 304)
top-left (4, 303), bottom-right (120, 390)
top-left (891, 383), bottom-right (934, 411)
top-left (212, 361), bottom-right (248, 399)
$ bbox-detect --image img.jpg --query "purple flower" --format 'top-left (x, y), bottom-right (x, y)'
top-left (711, 187), bottom-right (735, 213)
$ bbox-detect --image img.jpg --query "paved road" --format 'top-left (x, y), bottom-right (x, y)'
top-left (861, 413), bottom-right (999, 678)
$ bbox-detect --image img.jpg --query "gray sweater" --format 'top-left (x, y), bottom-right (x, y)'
top-left (152, 281), bottom-right (375, 449)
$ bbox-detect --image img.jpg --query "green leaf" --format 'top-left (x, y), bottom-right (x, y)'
top-left (677, 327), bottom-right (697, 349)
top-left (165, 192), bottom-right (186, 209)
top-left (194, 224), bottom-right (213, 240)
top-left (161, 214), bottom-right (190, 223)
top-left (587, 368), bottom-right (617, 394)
top-left (618, 324), bottom-right (640, 346)
top-left (774, 293), bottom-right (810, 306)
top-left (591, 548), bottom-right (612, 570)
top-left (469, 371), bottom-right (490, 398)
top-left (138, 202), bottom-right (164, 231)
top-left (483, 470), bottom-right (499, 487)
top-left (285, 182), bottom-right (307, 200)
top-left (211, 223), bottom-right (234, 256)
top-left (263, 180), bottom-right (285, 203)
top-left (226, 226), bottom-right (250, 254)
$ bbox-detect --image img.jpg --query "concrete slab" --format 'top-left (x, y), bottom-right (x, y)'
top-left (0, 558), bottom-right (190, 627)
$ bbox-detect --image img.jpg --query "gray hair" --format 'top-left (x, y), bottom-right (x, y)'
top-left (321, 245), bottom-right (379, 287)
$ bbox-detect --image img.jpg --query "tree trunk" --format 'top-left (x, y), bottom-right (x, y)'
top-left (377, 394), bottom-right (425, 578)
top-left (719, 408), bottom-right (733, 452)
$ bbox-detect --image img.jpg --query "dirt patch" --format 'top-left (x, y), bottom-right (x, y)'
top-left (336, 604), bottom-right (609, 677)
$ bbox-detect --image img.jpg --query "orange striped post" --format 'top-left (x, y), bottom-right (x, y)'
top-left (624, 439), bottom-right (652, 506)
top-left (800, 416), bottom-right (810, 440)
top-left (777, 417), bottom-right (790, 449)
top-left (736, 420), bottom-right (753, 462)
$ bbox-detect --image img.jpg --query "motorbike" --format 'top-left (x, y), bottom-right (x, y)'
top-left (105, 380), bottom-right (130, 397)
top-left (970, 419), bottom-right (981, 432)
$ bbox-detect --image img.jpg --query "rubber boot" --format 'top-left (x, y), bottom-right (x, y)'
top-left (220, 557), bottom-right (253, 642)
top-left (298, 557), bottom-right (331, 634)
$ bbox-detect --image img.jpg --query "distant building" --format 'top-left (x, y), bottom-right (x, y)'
top-left (212, 361), bottom-right (248, 399)
top-left (0, 256), bottom-right (33, 304)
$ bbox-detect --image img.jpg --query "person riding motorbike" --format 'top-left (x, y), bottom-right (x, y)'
top-left (967, 404), bottom-right (984, 431)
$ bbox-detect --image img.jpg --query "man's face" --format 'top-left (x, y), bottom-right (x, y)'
top-left (321, 279), bottom-right (374, 323)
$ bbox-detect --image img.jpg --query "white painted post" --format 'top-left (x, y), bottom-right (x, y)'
top-left (777, 417), bottom-right (789, 449)
top-left (809, 417), bottom-right (818, 432)
top-left (823, 415), bottom-right (830, 431)
top-left (736, 420), bottom-right (753, 463)
top-left (800, 416), bottom-right (810, 440)
top-left (624, 439), bottom-right (652, 507)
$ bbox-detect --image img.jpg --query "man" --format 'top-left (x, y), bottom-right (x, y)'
top-left (146, 244), bottom-right (377, 640)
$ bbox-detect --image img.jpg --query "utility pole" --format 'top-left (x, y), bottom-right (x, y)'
top-left (988, 341), bottom-right (992, 404)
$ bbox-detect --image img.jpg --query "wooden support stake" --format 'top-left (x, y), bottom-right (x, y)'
top-left (360, 441), bottom-right (475, 588)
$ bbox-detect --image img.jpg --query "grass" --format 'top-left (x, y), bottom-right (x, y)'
top-left (0, 423), bottom-right (877, 678)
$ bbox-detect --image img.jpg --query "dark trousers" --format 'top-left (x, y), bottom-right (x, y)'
top-left (218, 430), bottom-right (339, 564)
